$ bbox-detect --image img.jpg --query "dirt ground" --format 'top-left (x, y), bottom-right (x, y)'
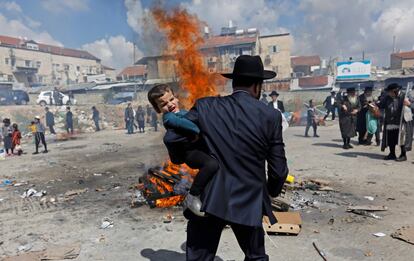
top-left (1, 120), bottom-right (414, 261)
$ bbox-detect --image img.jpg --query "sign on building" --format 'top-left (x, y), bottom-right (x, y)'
top-left (336, 60), bottom-right (371, 80)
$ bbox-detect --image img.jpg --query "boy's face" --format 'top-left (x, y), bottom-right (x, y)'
top-left (157, 90), bottom-right (179, 113)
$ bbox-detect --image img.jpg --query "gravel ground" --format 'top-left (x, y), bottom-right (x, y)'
top-left (1, 120), bottom-right (414, 261)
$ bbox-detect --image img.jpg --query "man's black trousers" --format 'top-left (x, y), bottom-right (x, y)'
top-left (186, 212), bottom-right (269, 261)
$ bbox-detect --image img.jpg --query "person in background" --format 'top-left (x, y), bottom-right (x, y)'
top-left (323, 91), bottom-right (337, 121)
top-left (339, 88), bottom-right (361, 149)
top-left (136, 105), bottom-right (146, 133)
top-left (53, 88), bottom-right (60, 106)
top-left (66, 106), bottom-right (74, 134)
top-left (1, 118), bottom-right (13, 156)
top-left (365, 101), bottom-right (381, 146)
top-left (305, 100), bottom-right (319, 137)
top-left (33, 116), bottom-right (48, 154)
top-left (260, 93), bottom-right (268, 104)
top-left (268, 90), bottom-right (285, 113)
top-left (378, 83), bottom-right (412, 161)
top-left (151, 108), bottom-right (158, 132)
top-left (146, 104), bottom-right (152, 124)
top-left (92, 106), bottom-right (100, 132)
top-left (124, 103), bottom-right (134, 134)
top-left (357, 86), bottom-right (374, 144)
top-left (45, 107), bottom-right (56, 134)
top-left (11, 123), bottom-right (22, 155)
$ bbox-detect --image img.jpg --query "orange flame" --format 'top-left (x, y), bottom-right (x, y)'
top-left (152, 7), bottom-right (219, 108)
top-left (156, 195), bottom-right (185, 208)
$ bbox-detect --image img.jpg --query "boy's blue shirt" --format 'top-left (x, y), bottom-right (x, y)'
top-left (163, 110), bottom-right (200, 134)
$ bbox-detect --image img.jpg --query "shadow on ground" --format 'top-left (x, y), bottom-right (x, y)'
top-left (312, 142), bottom-right (343, 148)
top-left (335, 151), bottom-right (384, 160)
top-left (140, 243), bottom-right (224, 261)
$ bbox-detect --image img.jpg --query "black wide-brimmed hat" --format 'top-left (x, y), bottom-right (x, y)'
top-left (347, 87), bottom-right (356, 93)
top-left (269, 91), bottom-right (279, 97)
top-left (222, 55), bottom-right (276, 80)
top-left (364, 86), bottom-right (374, 91)
top-left (385, 83), bottom-right (401, 91)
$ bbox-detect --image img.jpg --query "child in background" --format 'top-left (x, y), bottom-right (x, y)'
top-left (11, 123), bottom-right (22, 155)
top-left (1, 118), bottom-right (13, 156)
top-left (305, 100), bottom-right (320, 137)
top-left (148, 84), bottom-right (219, 217)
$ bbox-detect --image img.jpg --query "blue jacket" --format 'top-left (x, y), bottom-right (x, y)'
top-left (162, 110), bottom-right (201, 165)
top-left (163, 110), bottom-right (200, 134)
top-left (184, 91), bottom-right (288, 227)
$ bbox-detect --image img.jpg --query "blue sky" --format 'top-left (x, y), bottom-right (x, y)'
top-left (1, 0), bottom-right (414, 69)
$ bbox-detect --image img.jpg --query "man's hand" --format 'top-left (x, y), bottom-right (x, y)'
top-left (351, 109), bottom-right (358, 115)
top-left (342, 105), bottom-right (347, 111)
top-left (404, 98), bottom-right (411, 106)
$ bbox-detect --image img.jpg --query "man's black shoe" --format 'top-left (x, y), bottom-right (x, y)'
top-left (32, 152), bottom-right (39, 155)
top-left (396, 155), bottom-right (407, 162)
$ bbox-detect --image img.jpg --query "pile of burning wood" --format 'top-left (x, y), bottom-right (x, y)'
top-left (138, 161), bottom-right (198, 208)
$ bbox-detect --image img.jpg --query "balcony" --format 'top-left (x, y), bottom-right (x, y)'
top-left (14, 65), bottom-right (38, 74)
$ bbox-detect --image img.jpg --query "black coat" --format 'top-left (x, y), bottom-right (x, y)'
top-left (356, 94), bottom-right (370, 133)
top-left (268, 100), bottom-right (285, 113)
top-left (323, 95), bottom-right (337, 110)
top-left (338, 96), bottom-right (360, 138)
top-left (45, 111), bottom-right (55, 126)
top-left (186, 91), bottom-right (288, 227)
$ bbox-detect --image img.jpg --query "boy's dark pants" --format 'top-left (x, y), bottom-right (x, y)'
top-left (185, 150), bottom-right (219, 196)
top-left (35, 132), bottom-right (47, 152)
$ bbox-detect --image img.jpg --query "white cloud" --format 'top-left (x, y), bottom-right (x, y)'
top-left (41, 0), bottom-right (89, 13)
top-left (82, 35), bottom-right (140, 69)
top-left (291, 0), bottom-right (414, 66)
top-left (0, 1), bottom-right (22, 13)
top-left (0, 13), bottom-right (62, 46)
top-left (183, 0), bottom-right (287, 35)
top-left (125, 0), bottom-right (146, 35)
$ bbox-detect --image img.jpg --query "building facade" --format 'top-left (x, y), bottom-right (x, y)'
top-left (0, 35), bottom-right (102, 87)
top-left (390, 51), bottom-right (414, 70)
top-left (116, 65), bottom-right (147, 81)
top-left (136, 27), bottom-right (292, 83)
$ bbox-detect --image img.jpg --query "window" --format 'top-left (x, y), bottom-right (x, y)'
top-left (269, 45), bottom-right (279, 53)
top-left (5, 58), bottom-right (9, 65)
top-left (36, 61), bottom-right (41, 68)
top-left (64, 64), bottom-right (70, 71)
top-left (25, 60), bottom-right (31, 67)
top-left (7, 75), bottom-right (13, 81)
top-left (44, 92), bottom-right (51, 97)
top-left (76, 66), bottom-right (80, 72)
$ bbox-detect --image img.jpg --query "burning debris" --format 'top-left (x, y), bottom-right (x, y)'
top-left (138, 161), bottom-right (198, 208)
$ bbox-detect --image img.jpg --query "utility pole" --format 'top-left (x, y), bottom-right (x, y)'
top-left (362, 51), bottom-right (365, 60)
top-left (133, 42), bottom-right (136, 65)
top-left (392, 35), bottom-right (396, 53)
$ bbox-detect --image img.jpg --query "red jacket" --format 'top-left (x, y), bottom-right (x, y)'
top-left (12, 130), bottom-right (21, 147)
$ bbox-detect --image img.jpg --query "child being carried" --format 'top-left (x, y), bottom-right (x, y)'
top-left (147, 84), bottom-right (219, 217)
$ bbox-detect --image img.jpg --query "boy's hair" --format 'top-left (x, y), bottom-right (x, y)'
top-left (12, 123), bottom-right (18, 129)
top-left (147, 84), bottom-right (174, 113)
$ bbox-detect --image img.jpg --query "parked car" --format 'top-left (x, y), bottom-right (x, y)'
top-left (36, 91), bottom-right (77, 106)
top-left (0, 89), bottom-right (30, 105)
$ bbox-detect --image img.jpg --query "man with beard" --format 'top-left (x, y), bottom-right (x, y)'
top-left (357, 86), bottom-right (374, 144)
top-left (339, 88), bottom-right (361, 149)
top-left (378, 83), bottom-right (412, 161)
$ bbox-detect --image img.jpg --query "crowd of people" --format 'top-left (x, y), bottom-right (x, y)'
top-left (330, 84), bottom-right (413, 161)
top-left (124, 103), bottom-right (159, 134)
top-left (0, 105), bottom-right (101, 157)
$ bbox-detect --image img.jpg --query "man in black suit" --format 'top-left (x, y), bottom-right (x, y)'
top-left (268, 90), bottom-right (285, 113)
top-left (185, 55), bottom-right (288, 261)
top-left (323, 91), bottom-right (337, 120)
